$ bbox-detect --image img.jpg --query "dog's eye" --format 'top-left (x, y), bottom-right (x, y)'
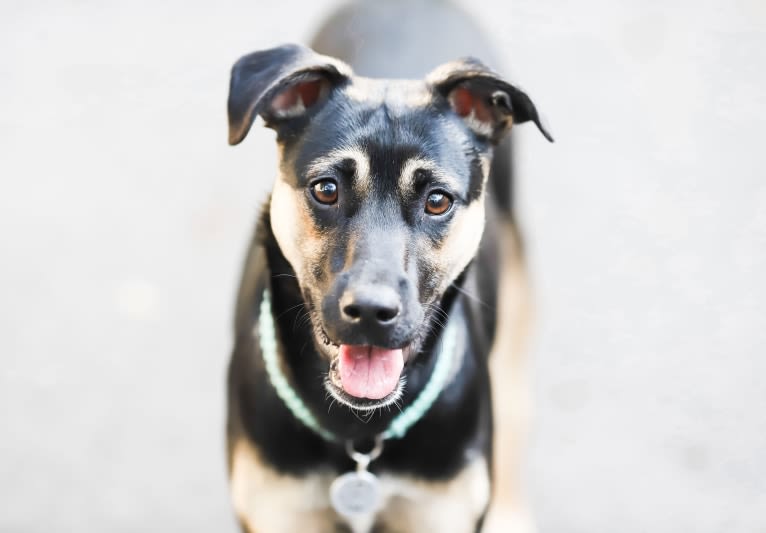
top-left (311, 179), bottom-right (338, 205)
top-left (425, 191), bottom-right (453, 216)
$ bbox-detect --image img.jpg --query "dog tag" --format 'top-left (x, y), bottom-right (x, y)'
top-left (330, 470), bottom-right (381, 517)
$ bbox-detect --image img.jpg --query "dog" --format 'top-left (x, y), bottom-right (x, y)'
top-left (225, 4), bottom-right (552, 531)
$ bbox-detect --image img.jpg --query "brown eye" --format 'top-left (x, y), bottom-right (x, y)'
top-left (425, 191), bottom-right (453, 215)
top-left (311, 179), bottom-right (338, 205)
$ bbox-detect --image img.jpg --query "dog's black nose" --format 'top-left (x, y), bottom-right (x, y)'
top-left (340, 286), bottom-right (401, 325)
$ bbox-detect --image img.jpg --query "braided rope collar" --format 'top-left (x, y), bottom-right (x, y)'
top-left (257, 288), bottom-right (459, 442)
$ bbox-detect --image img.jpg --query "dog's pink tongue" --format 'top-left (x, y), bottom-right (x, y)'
top-left (338, 345), bottom-right (404, 399)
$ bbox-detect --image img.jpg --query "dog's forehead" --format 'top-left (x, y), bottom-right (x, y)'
top-left (342, 77), bottom-right (432, 109)
top-left (288, 77), bottom-right (475, 188)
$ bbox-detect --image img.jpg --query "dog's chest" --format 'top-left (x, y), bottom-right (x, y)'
top-left (230, 438), bottom-right (490, 533)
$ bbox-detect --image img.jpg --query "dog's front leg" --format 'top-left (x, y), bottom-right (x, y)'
top-left (229, 438), bottom-right (345, 533)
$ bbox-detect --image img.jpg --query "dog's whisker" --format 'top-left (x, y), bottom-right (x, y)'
top-left (392, 399), bottom-right (403, 414)
top-left (293, 309), bottom-right (313, 332)
top-left (429, 316), bottom-right (447, 329)
top-left (275, 301), bottom-right (306, 321)
top-left (349, 408), bottom-right (369, 424)
top-left (450, 283), bottom-right (492, 309)
top-left (422, 309), bottom-right (447, 332)
top-left (422, 301), bottom-right (449, 322)
top-left (271, 273), bottom-right (298, 279)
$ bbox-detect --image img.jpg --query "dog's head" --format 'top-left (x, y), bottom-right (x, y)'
top-left (228, 44), bottom-right (551, 410)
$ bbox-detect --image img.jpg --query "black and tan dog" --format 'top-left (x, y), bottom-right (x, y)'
top-left (225, 6), bottom-right (552, 532)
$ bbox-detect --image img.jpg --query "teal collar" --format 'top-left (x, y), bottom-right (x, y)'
top-left (258, 288), bottom-right (459, 442)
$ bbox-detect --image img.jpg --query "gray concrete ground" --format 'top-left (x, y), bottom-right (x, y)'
top-left (1, 1), bottom-right (765, 531)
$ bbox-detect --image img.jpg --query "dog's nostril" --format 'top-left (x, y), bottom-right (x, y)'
top-left (343, 304), bottom-right (362, 320)
top-left (339, 288), bottom-right (402, 325)
top-left (376, 306), bottom-right (399, 323)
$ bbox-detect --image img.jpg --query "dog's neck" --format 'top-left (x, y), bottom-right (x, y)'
top-left (256, 207), bottom-right (470, 442)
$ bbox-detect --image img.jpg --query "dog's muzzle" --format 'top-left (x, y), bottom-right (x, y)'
top-left (320, 272), bottom-right (421, 400)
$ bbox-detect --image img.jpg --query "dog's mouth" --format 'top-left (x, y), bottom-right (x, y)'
top-left (317, 329), bottom-right (411, 409)
top-left (332, 345), bottom-right (404, 399)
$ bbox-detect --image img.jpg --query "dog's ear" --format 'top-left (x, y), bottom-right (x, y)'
top-left (228, 44), bottom-right (352, 145)
top-left (426, 58), bottom-right (553, 144)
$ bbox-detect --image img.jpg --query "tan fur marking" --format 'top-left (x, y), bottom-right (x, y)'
top-left (398, 157), bottom-right (461, 196)
top-left (439, 196), bottom-right (486, 291)
top-left (376, 456), bottom-right (491, 532)
top-left (479, 154), bottom-right (492, 181)
top-left (270, 167), bottom-right (329, 279)
top-left (307, 147), bottom-right (372, 194)
top-left (483, 221), bottom-right (535, 533)
top-left (270, 177), bottom-right (307, 274)
top-left (230, 438), bottom-right (339, 533)
top-left (343, 78), bottom-right (432, 109)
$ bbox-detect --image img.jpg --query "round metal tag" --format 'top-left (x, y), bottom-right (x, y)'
top-left (330, 470), bottom-right (382, 517)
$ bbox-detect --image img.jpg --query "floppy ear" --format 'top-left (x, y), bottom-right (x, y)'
top-left (227, 43), bottom-right (353, 145)
top-left (426, 58), bottom-right (553, 144)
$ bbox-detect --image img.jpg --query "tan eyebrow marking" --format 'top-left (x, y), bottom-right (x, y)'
top-left (306, 146), bottom-right (371, 193)
top-left (398, 157), bottom-right (460, 194)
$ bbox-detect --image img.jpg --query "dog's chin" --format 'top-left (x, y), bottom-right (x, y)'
top-left (315, 334), bottom-right (412, 412)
